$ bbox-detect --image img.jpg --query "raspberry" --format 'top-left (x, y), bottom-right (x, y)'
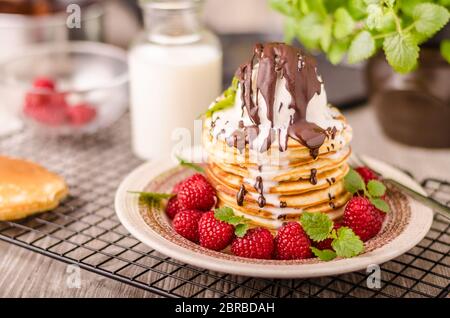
top-left (24, 100), bottom-right (68, 126)
top-left (231, 227), bottom-right (274, 259)
top-left (67, 103), bottom-right (97, 126)
top-left (313, 222), bottom-right (342, 250)
top-left (198, 211), bottom-right (234, 251)
top-left (172, 209), bottom-right (202, 243)
top-left (32, 77), bottom-right (55, 90)
top-left (23, 90), bottom-right (69, 126)
top-left (274, 222), bottom-right (312, 260)
top-left (355, 166), bottom-right (379, 184)
top-left (172, 181), bottom-right (184, 194)
top-left (177, 174), bottom-right (216, 211)
top-left (343, 196), bottom-right (382, 242)
top-left (165, 196), bottom-right (180, 219)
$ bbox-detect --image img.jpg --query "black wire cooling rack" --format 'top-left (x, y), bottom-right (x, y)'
top-left (0, 115), bottom-right (448, 298)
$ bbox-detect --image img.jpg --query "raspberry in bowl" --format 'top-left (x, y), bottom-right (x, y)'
top-left (0, 41), bottom-right (128, 135)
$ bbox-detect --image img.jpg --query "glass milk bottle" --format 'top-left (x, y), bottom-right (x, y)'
top-left (129, 0), bottom-right (222, 159)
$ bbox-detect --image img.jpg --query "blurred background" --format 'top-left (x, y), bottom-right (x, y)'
top-left (0, 0), bottom-right (449, 177)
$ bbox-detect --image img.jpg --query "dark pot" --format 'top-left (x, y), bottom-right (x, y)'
top-left (367, 49), bottom-right (450, 148)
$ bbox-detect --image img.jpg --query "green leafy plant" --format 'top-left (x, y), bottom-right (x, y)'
top-left (270, 0), bottom-right (450, 73)
top-left (300, 212), bottom-right (365, 261)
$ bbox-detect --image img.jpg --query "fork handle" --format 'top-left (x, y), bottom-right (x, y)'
top-left (385, 179), bottom-right (450, 219)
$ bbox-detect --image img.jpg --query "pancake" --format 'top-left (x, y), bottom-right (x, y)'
top-left (0, 156), bottom-right (68, 221)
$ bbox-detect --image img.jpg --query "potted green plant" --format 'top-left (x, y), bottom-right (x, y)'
top-left (270, 0), bottom-right (450, 148)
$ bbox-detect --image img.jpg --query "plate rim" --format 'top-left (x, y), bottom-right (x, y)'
top-left (114, 156), bottom-right (434, 279)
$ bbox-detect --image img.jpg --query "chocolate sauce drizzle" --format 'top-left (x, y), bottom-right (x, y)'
top-left (234, 43), bottom-right (326, 156)
top-left (254, 176), bottom-right (266, 208)
top-left (236, 184), bottom-right (247, 206)
top-left (309, 168), bottom-right (318, 185)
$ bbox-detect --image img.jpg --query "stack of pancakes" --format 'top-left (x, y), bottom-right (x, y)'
top-left (202, 43), bottom-right (353, 230)
top-left (203, 110), bottom-right (352, 230)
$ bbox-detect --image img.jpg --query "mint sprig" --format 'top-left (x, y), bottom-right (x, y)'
top-left (129, 191), bottom-right (174, 209)
top-left (331, 227), bottom-right (365, 258)
top-left (300, 212), bottom-right (333, 242)
top-left (344, 167), bottom-right (390, 213)
top-left (176, 155), bottom-right (204, 173)
top-left (300, 212), bottom-right (365, 261)
top-left (311, 247), bottom-right (337, 261)
top-left (270, 0), bottom-right (450, 72)
top-left (367, 180), bottom-right (386, 197)
top-left (344, 167), bottom-right (366, 194)
top-left (214, 206), bottom-right (249, 237)
top-left (201, 77), bottom-right (239, 118)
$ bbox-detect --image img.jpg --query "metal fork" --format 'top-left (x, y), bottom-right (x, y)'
top-left (350, 153), bottom-right (450, 219)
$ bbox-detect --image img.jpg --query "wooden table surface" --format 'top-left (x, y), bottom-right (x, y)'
top-left (0, 105), bottom-right (449, 298)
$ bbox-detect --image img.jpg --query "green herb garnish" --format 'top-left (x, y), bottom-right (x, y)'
top-left (128, 191), bottom-right (174, 209)
top-left (300, 212), bottom-right (365, 261)
top-left (214, 206), bottom-right (249, 237)
top-left (176, 155), bottom-right (205, 173)
top-left (200, 76), bottom-right (239, 118)
top-left (344, 167), bottom-right (390, 213)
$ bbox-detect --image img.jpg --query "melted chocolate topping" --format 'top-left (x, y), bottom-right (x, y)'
top-left (254, 176), bottom-right (266, 208)
top-left (235, 42), bottom-right (326, 155)
top-left (309, 168), bottom-right (318, 185)
top-left (236, 184), bottom-right (247, 206)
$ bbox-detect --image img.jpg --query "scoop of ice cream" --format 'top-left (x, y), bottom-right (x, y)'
top-left (207, 42), bottom-right (345, 156)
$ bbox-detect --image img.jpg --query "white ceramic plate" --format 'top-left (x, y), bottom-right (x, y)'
top-left (115, 155), bottom-right (433, 278)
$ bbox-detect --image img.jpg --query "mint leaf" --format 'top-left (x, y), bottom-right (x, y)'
top-left (348, 0), bottom-right (367, 19)
top-left (235, 223), bottom-right (249, 238)
top-left (366, 4), bottom-right (384, 30)
top-left (327, 40), bottom-right (349, 65)
top-left (348, 31), bottom-right (376, 63)
top-left (344, 167), bottom-right (366, 194)
top-left (332, 227), bottom-right (364, 258)
top-left (297, 13), bottom-right (324, 50)
top-left (413, 3), bottom-right (450, 37)
top-left (300, 212), bottom-right (333, 242)
top-left (383, 32), bottom-right (419, 73)
top-left (304, 0), bottom-right (328, 18)
top-left (333, 8), bottom-right (355, 39)
top-left (129, 191), bottom-right (174, 208)
top-left (283, 17), bottom-right (298, 43)
top-left (201, 77), bottom-right (238, 118)
top-left (401, 0), bottom-right (426, 16)
top-left (376, 11), bottom-right (396, 32)
top-left (269, 0), bottom-right (294, 16)
top-left (320, 18), bottom-right (332, 51)
top-left (176, 155), bottom-right (204, 173)
top-left (214, 206), bottom-right (234, 221)
top-left (215, 206), bottom-right (249, 236)
top-left (311, 247), bottom-right (337, 261)
top-left (227, 215), bottom-right (246, 225)
top-left (441, 39), bottom-right (450, 63)
top-left (367, 180), bottom-right (386, 197)
top-left (370, 197), bottom-right (390, 213)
